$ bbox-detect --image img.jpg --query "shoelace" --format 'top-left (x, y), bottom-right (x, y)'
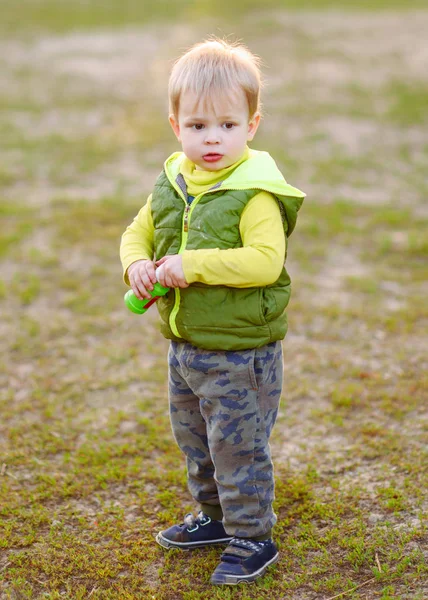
top-left (183, 511), bottom-right (210, 530)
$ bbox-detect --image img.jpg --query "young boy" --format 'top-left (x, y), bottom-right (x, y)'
top-left (120, 37), bottom-right (305, 585)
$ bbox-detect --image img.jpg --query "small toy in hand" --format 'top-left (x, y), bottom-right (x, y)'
top-left (124, 282), bottom-right (169, 314)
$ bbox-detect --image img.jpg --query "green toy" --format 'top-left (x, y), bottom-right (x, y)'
top-left (124, 282), bottom-right (169, 315)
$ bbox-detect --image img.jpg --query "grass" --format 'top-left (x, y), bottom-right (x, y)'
top-left (2, 216), bottom-right (426, 597)
top-left (1, 1), bottom-right (427, 599)
top-left (1, 0), bottom-right (427, 35)
top-left (386, 81), bottom-right (428, 126)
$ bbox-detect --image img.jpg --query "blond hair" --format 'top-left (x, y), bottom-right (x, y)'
top-left (168, 37), bottom-right (262, 119)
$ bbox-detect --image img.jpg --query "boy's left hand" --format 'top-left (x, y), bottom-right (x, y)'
top-left (156, 255), bottom-right (189, 289)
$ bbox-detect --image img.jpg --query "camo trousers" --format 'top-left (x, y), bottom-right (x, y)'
top-left (168, 340), bottom-right (283, 538)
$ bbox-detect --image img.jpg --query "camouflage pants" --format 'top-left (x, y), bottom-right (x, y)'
top-left (168, 340), bottom-right (283, 538)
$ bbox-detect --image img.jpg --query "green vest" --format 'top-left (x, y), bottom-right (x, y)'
top-left (151, 150), bottom-right (305, 351)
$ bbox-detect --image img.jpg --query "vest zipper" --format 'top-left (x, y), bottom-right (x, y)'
top-left (183, 204), bottom-right (190, 233)
top-left (167, 187), bottom-right (206, 339)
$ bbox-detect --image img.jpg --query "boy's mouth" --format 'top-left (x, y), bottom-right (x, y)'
top-left (202, 153), bottom-right (223, 163)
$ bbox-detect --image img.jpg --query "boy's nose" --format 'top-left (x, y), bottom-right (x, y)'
top-left (204, 129), bottom-right (220, 144)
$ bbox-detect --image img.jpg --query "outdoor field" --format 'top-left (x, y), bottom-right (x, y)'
top-left (0, 1), bottom-right (427, 598)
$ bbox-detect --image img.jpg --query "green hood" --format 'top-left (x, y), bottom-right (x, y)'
top-left (163, 149), bottom-right (306, 235)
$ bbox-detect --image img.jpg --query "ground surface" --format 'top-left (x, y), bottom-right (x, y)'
top-left (0, 2), bottom-right (427, 599)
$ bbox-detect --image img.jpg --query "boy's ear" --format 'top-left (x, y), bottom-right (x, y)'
top-left (169, 114), bottom-right (181, 141)
top-left (247, 112), bottom-right (261, 141)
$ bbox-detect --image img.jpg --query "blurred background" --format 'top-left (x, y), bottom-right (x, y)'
top-left (1, 1), bottom-right (427, 598)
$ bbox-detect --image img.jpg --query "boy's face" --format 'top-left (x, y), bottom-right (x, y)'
top-left (169, 88), bottom-right (260, 171)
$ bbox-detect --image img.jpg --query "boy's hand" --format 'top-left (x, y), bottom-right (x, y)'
top-left (156, 255), bottom-right (188, 289)
top-left (127, 259), bottom-right (157, 299)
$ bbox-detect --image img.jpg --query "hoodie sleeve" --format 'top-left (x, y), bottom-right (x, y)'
top-left (182, 191), bottom-right (286, 287)
top-left (120, 194), bottom-right (155, 285)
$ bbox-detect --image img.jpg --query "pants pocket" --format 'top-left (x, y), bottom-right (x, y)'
top-left (249, 349), bottom-right (258, 391)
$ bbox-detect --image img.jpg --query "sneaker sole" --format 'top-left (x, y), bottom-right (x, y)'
top-left (156, 532), bottom-right (233, 551)
top-left (210, 552), bottom-right (279, 585)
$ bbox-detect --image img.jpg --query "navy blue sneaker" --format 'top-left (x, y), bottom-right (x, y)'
top-left (210, 537), bottom-right (279, 585)
top-left (155, 511), bottom-right (233, 550)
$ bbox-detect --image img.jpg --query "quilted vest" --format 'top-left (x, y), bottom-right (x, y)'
top-left (151, 151), bottom-right (305, 351)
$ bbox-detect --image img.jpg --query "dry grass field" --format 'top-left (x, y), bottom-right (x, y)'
top-left (0, 2), bottom-right (427, 598)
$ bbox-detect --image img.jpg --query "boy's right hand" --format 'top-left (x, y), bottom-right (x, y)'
top-left (127, 259), bottom-right (157, 300)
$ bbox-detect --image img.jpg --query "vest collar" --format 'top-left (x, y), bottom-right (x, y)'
top-left (163, 149), bottom-right (306, 200)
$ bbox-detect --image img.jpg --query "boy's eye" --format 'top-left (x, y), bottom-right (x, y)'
top-left (224, 122), bottom-right (235, 129)
top-left (192, 124), bottom-right (204, 130)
